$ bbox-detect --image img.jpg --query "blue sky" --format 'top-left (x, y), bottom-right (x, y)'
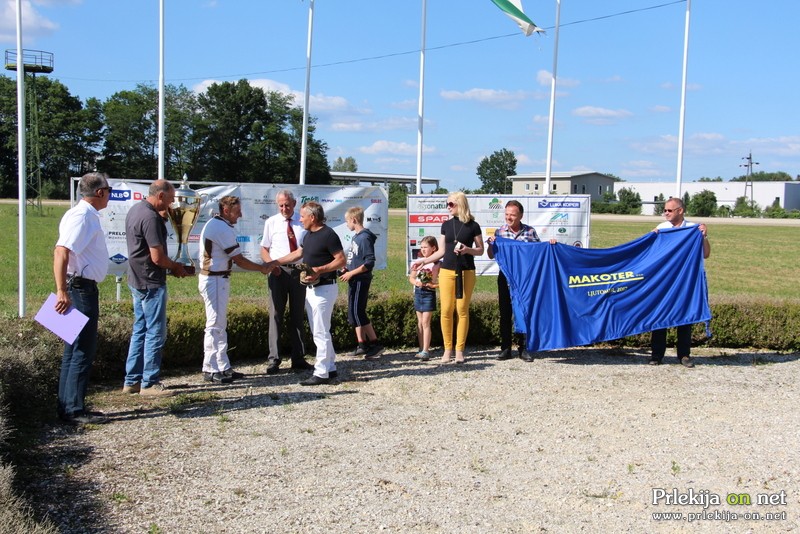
top-left (1, 0), bottom-right (798, 192)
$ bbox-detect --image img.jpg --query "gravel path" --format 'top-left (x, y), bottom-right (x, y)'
top-left (29, 347), bottom-right (800, 533)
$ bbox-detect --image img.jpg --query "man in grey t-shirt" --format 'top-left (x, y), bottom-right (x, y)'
top-left (123, 180), bottom-right (190, 396)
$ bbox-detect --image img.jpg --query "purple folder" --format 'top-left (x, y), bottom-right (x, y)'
top-left (34, 293), bottom-right (90, 345)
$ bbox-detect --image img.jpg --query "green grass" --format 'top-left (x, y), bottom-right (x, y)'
top-left (1, 203), bottom-right (799, 316)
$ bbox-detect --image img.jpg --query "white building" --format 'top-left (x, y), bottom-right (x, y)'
top-left (510, 172), bottom-right (616, 201)
top-left (617, 181), bottom-right (800, 215)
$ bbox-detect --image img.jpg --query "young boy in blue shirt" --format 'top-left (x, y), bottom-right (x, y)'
top-left (339, 206), bottom-right (383, 359)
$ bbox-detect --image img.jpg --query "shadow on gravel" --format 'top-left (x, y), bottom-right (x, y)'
top-left (536, 347), bottom-right (800, 367)
top-left (16, 424), bottom-right (116, 534)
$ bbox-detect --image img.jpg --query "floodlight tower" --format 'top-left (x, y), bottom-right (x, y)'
top-left (739, 151), bottom-right (759, 207)
top-left (4, 49), bottom-right (54, 214)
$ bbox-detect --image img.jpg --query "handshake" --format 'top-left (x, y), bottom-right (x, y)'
top-left (263, 260), bottom-right (320, 286)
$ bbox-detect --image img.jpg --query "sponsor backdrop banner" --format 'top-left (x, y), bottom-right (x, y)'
top-left (72, 179), bottom-right (389, 278)
top-left (493, 226), bottom-right (711, 352)
top-left (406, 195), bottom-right (591, 275)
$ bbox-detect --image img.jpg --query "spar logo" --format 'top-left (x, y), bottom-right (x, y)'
top-left (410, 214), bottom-right (449, 224)
top-left (568, 271), bottom-right (644, 287)
top-left (488, 198), bottom-right (503, 210)
top-left (539, 200), bottom-right (580, 209)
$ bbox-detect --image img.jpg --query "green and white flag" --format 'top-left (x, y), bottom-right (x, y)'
top-left (490, 0), bottom-right (543, 36)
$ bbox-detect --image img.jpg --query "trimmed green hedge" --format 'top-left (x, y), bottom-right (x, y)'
top-left (8, 295), bottom-right (800, 386)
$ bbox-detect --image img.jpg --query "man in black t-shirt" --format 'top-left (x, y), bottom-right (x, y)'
top-left (267, 202), bottom-right (345, 385)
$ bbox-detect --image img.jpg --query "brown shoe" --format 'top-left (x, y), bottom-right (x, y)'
top-left (122, 383), bottom-right (141, 394)
top-left (139, 382), bottom-right (175, 397)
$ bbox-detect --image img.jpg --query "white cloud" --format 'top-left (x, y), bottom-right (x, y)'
top-left (359, 140), bottom-right (434, 156)
top-left (631, 134), bottom-right (676, 154)
top-left (330, 116), bottom-right (417, 133)
top-left (532, 114), bottom-right (550, 124)
top-left (0, 0), bottom-right (61, 42)
top-left (572, 105), bottom-right (633, 125)
top-left (651, 105), bottom-right (671, 113)
top-left (536, 69), bottom-right (579, 88)
top-left (440, 87), bottom-right (546, 109)
top-left (390, 98), bottom-right (417, 110)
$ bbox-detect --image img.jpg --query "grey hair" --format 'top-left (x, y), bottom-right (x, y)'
top-left (276, 189), bottom-right (296, 203)
top-left (79, 172), bottom-right (110, 197)
top-left (148, 179), bottom-right (174, 197)
top-left (301, 201), bottom-right (325, 224)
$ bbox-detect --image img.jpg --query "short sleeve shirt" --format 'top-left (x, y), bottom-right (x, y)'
top-left (440, 217), bottom-right (482, 271)
top-left (125, 200), bottom-right (168, 289)
top-left (56, 199), bottom-right (109, 282)
top-left (260, 212), bottom-right (306, 259)
top-left (300, 225), bottom-right (343, 283)
top-left (199, 216), bottom-right (240, 273)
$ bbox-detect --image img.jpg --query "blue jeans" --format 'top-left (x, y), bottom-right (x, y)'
top-left (58, 278), bottom-right (99, 417)
top-left (125, 285), bottom-right (168, 388)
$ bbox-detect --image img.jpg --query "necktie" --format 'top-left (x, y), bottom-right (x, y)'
top-left (287, 219), bottom-right (298, 252)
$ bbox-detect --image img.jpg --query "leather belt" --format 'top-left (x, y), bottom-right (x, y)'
top-left (69, 275), bottom-right (98, 287)
top-left (200, 269), bottom-right (231, 277)
top-left (313, 279), bottom-right (336, 287)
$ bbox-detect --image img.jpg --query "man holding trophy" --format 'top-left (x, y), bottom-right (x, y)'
top-left (123, 180), bottom-right (190, 397)
top-left (198, 196), bottom-right (272, 383)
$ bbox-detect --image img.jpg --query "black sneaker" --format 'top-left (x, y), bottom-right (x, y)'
top-left (300, 375), bottom-right (330, 386)
top-left (349, 344), bottom-right (368, 357)
top-left (208, 372), bottom-right (233, 384)
top-left (365, 343), bottom-right (384, 359)
top-left (497, 349), bottom-right (514, 360)
top-left (62, 412), bottom-right (109, 425)
top-left (222, 369), bottom-right (244, 380)
top-left (649, 356), bottom-right (663, 366)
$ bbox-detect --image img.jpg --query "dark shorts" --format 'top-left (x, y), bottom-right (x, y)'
top-left (414, 287), bottom-right (436, 312)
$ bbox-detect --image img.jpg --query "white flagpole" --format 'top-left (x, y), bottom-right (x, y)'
top-left (158, 0), bottom-right (165, 181)
top-left (544, 0), bottom-right (561, 196)
top-left (415, 0), bottom-right (427, 194)
top-left (15, 0), bottom-right (27, 317)
top-left (299, 0), bottom-right (315, 185)
top-left (675, 0), bottom-right (691, 198)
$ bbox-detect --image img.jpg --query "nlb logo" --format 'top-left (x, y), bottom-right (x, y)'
top-left (110, 189), bottom-right (132, 201)
top-left (568, 271), bottom-right (643, 287)
top-left (539, 200), bottom-right (580, 209)
top-left (410, 214), bottom-right (450, 224)
top-left (110, 253), bottom-right (128, 265)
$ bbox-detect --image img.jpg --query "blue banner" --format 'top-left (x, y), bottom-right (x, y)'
top-left (493, 226), bottom-right (711, 351)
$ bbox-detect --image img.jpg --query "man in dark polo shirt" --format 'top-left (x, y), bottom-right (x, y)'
top-left (266, 202), bottom-right (345, 386)
top-left (123, 180), bottom-right (189, 397)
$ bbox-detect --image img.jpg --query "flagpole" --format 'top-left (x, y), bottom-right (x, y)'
top-left (415, 0), bottom-right (427, 194)
top-left (675, 0), bottom-right (691, 198)
top-left (543, 0), bottom-right (561, 196)
top-left (157, 0), bottom-right (165, 181)
top-left (299, 0), bottom-right (315, 185)
top-left (15, 0), bottom-right (26, 317)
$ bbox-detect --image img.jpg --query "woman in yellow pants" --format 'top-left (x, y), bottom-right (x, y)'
top-left (411, 192), bottom-right (484, 364)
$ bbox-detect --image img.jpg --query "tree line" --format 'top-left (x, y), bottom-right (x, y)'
top-left (0, 76), bottom-right (331, 199)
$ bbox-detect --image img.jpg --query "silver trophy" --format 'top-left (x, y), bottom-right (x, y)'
top-left (167, 176), bottom-right (205, 274)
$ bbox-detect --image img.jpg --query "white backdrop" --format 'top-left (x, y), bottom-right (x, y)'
top-left (406, 194), bottom-right (592, 275)
top-left (71, 179), bottom-right (389, 278)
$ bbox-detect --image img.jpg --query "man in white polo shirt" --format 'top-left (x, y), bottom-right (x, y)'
top-left (53, 172), bottom-right (112, 425)
top-left (198, 195), bottom-right (271, 383)
top-left (260, 189), bottom-right (314, 374)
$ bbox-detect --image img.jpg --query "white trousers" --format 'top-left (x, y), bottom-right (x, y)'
top-left (199, 274), bottom-right (231, 373)
top-left (305, 283), bottom-right (338, 378)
